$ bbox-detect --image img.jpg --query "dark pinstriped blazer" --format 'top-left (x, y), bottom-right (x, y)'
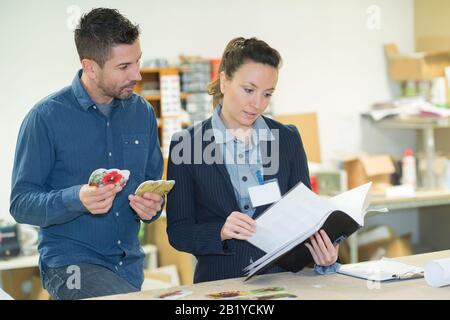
top-left (166, 116), bottom-right (311, 283)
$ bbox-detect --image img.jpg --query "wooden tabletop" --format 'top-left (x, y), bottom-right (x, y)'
top-left (94, 250), bottom-right (450, 300)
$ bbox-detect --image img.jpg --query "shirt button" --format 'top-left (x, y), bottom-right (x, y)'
top-left (134, 140), bottom-right (139, 145)
top-left (239, 154), bottom-right (244, 159)
top-left (242, 176), bottom-right (247, 182)
top-left (115, 212), bottom-right (119, 217)
top-left (244, 205), bottom-right (250, 210)
top-left (93, 106), bottom-right (97, 109)
top-left (107, 122), bottom-right (110, 127)
top-left (117, 240), bottom-right (121, 245)
top-left (119, 261), bottom-right (123, 266)
top-left (115, 266), bottom-right (118, 271)
top-left (109, 152), bottom-right (112, 157)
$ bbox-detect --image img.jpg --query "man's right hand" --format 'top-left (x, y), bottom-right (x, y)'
top-left (220, 211), bottom-right (256, 241)
top-left (79, 184), bottom-right (122, 215)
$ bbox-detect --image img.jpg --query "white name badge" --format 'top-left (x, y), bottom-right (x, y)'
top-left (248, 180), bottom-right (282, 207)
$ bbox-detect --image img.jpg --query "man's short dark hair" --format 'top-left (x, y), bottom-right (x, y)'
top-left (74, 8), bottom-right (140, 67)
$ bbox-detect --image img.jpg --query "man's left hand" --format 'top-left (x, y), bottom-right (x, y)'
top-left (128, 192), bottom-right (163, 221)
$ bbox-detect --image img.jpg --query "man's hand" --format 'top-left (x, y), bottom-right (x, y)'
top-left (80, 184), bottom-right (122, 215)
top-left (304, 229), bottom-right (339, 266)
top-left (128, 192), bottom-right (163, 221)
top-left (220, 211), bottom-right (256, 241)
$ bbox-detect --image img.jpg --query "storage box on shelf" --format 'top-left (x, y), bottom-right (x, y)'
top-left (384, 43), bottom-right (450, 81)
top-left (342, 154), bottom-right (395, 191)
top-left (179, 59), bottom-right (213, 123)
top-left (417, 36), bottom-right (450, 54)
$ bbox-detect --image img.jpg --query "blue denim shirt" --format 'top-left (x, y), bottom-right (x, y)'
top-left (211, 106), bottom-right (340, 274)
top-left (10, 70), bottom-right (163, 289)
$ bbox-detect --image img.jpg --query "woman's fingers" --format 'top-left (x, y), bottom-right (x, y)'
top-left (222, 225), bottom-right (250, 240)
top-left (229, 212), bottom-right (256, 231)
top-left (221, 211), bottom-right (257, 241)
top-left (309, 231), bottom-right (339, 266)
top-left (320, 230), bottom-right (336, 252)
top-left (305, 242), bottom-right (321, 265)
top-left (309, 235), bottom-right (325, 265)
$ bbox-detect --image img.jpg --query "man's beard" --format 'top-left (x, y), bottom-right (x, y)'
top-left (103, 82), bottom-right (136, 100)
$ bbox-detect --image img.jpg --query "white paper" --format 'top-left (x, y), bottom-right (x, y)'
top-left (248, 181), bottom-right (282, 208)
top-left (424, 258), bottom-right (450, 287)
top-left (0, 288), bottom-right (14, 300)
top-left (328, 182), bottom-right (372, 226)
top-left (338, 258), bottom-right (424, 282)
top-left (248, 183), bottom-right (335, 254)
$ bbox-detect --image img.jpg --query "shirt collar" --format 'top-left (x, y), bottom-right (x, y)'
top-left (211, 104), bottom-right (275, 145)
top-left (211, 105), bottom-right (235, 144)
top-left (72, 70), bottom-right (95, 111)
top-left (72, 69), bottom-right (125, 111)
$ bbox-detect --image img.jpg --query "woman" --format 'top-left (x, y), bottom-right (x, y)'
top-left (166, 37), bottom-right (339, 283)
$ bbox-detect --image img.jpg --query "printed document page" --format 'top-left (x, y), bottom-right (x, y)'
top-left (248, 183), bottom-right (335, 253)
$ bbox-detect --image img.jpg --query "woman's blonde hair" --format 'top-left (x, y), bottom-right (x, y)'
top-left (207, 37), bottom-right (282, 107)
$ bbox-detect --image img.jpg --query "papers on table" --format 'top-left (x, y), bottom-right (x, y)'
top-left (338, 258), bottom-right (424, 282)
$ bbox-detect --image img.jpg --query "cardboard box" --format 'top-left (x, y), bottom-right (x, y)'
top-left (384, 43), bottom-right (450, 80)
top-left (340, 234), bottom-right (412, 263)
top-left (342, 155), bottom-right (395, 190)
top-left (339, 225), bottom-right (412, 263)
top-left (1, 267), bottom-right (49, 300)
top-left (273, 113), bottom-right (321, 163)
top-left (144, 217), bottom-right (194, 285)
top-left (357, 234), bottom-right (412, 262)
top-left (417, 36), bottom-right (450, 53)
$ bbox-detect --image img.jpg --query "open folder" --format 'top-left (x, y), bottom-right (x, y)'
top-left (244, 181), bottom-right (387, 281)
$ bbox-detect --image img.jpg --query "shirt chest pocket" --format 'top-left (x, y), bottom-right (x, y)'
top-left (122, 134), bottom-right (150, 178)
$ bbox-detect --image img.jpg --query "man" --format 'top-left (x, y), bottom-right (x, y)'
top-left (10, 8), bottom-right (163, 299)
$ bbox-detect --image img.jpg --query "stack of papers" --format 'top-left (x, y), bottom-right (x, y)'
top-left (338, 258), bottom-right (424, 282)
top-left (365, 96), bottom-right (450, 121)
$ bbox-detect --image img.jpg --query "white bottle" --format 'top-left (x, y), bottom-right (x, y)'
top-left (431, 77), bottom-right (447, 107)
top-left (402, 148), bottom-right (417, 188)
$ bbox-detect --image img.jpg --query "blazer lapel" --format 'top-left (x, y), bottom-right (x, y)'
top-left (215, 162), bottom-right (238, 204)
top-left (202, 119), bottom-right (240, 214)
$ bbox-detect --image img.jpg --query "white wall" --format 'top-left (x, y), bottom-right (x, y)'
top-left (0, 0), bottom-right (415, 221)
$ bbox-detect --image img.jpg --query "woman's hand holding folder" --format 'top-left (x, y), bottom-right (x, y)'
top-left (221, 211), bottom-right (257, 241)
top-left (304, 230), bottom-right (339, 267)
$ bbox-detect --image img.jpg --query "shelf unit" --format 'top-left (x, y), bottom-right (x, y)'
top-left (367, 115), bottom-right (450, 189)
top-left (135, 67), bottom-right (193, 177)
top-left (369, 189), bottom-right (450, 211)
